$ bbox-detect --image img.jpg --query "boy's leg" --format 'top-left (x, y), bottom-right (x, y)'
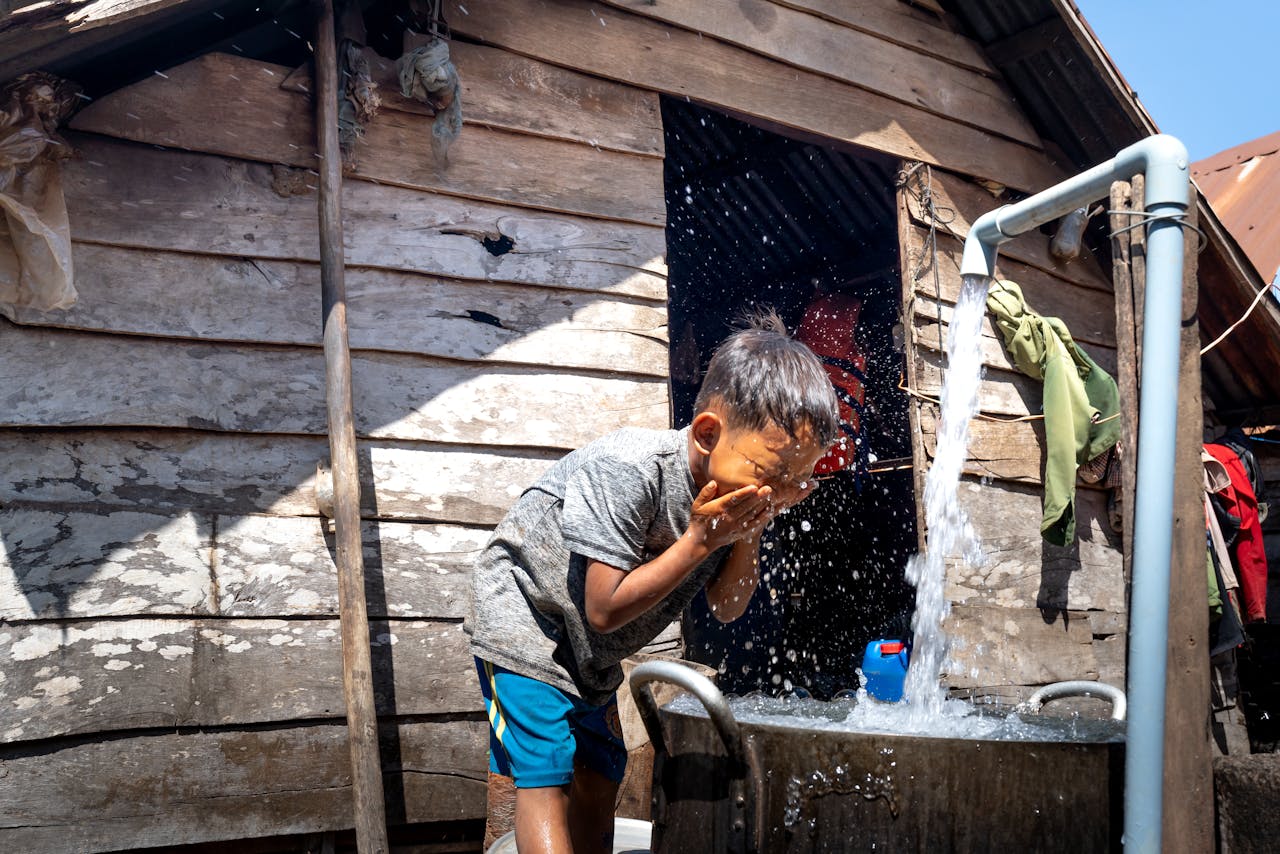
top-left (514, 784), bottom-right (573, 854)
top-left (568, 758), bottom-right (621, 854)
top-left (474, 659), bottom-right (580, 852)
top-left (567, 693), bottom-right (627, 853)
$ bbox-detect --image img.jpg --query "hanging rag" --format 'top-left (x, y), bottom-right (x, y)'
top-left (0, 72), bottom-right (80, 314)
top-left (337, 40), bottom-right (381, 168)
top-left (396, 36), bottom-right (462, 163)
top-left (1204, 443), bottom-right (1269, 621)
top-left (986, 279), bottom-right (1122, 545)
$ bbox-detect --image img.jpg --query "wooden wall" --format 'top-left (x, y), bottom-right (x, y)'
top-left (898, 167), bottom-right (1127, 701)
top-left (0, 0), bottom-right (1105, 847)
top-left (0, 40), bottom-right (671, 851)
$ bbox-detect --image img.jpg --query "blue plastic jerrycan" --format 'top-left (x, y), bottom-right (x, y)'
top-left (861, 639), bottom-right (910, 702)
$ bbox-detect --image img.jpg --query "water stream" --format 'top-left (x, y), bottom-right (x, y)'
top-left (899, 273), bottom-right (993, 725)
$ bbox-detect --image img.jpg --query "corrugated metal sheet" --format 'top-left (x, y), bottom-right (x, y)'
top-left (1194, 130), bottom-right (1280, 284)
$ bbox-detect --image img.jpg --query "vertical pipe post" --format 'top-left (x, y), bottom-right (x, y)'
top-left (313, 1), bottom-right (389, 851)
top-left (1122, 200), bottom-right (1186, 853)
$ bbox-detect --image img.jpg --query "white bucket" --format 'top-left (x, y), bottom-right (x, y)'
top-left (487, 817), bottom-right (652, 853)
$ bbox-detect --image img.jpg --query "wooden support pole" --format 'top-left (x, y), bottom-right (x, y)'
top-left (1162, 200), bottom-right (1213, 853)
top-left (313, 1), bottom-right (389, 851)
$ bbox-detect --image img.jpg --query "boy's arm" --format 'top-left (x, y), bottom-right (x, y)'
top-left (583, 481), bottom-right (771, 634)
top-left (704, 538), bottom-right (761, 623)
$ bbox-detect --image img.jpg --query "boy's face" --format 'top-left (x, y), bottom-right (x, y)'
top-left (694, 412), bottom-right (827, 507)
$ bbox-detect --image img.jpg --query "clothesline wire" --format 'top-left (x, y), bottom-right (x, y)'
top-left (1106, 208), bottom-right (1274, 357)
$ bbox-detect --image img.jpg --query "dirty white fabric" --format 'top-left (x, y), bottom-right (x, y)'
top-left (395, 37), bottom-right (462, 162)
top-left (0, 72), bottom-right (79, 314)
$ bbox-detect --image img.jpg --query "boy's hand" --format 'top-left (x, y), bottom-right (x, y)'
top-left (688, 481), bottom-right (776, 551)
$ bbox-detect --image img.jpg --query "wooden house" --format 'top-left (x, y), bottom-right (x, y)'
top-left (2, 0), bottom-right (1278, 851)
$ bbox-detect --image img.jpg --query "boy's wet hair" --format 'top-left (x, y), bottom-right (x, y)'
top-left (694, 308), bottom-right (840, 447)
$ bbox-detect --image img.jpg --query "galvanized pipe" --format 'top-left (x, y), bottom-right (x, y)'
top-left (1022, 680), bottom-right (1128, 721)
top-left (314, 1), bottom-right (388, 850)
top-left (960, 134), bottom-right (1190, 854)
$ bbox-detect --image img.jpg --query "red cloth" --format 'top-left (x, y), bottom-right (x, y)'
top-left (796, 294), bottom-right (866, 475)
top-left (1205, 443), bottom-right (1269, 621)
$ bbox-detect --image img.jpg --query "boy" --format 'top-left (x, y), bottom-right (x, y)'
top-left (466, 312), bottom-right (839, 853)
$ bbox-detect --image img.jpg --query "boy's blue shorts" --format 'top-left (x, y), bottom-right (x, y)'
top-left (475, 657), bottom-right (627, 789)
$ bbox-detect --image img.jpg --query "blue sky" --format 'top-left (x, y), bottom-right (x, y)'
top-left (1073, 1), bottom-right (1277, 162)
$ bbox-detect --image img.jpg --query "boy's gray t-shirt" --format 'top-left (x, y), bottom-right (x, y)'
top-left (467, 426), bottom-right (727, 706)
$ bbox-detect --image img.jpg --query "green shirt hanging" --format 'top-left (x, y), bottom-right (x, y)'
top-left (986, 280), bottom-right (1122, 545)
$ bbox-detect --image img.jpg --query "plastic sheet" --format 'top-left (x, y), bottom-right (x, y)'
top-left (0, 72), bottom-right (80, 314)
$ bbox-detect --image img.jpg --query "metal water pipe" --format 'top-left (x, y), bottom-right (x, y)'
top-left (958, 134), bottom-right (1191, 854)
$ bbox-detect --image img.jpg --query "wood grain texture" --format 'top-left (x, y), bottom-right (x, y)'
top-left (0, 505), bottom-right (493, 621)
top-left (0, 506), bottom-right (215, 621)
top-left (910, 305), bottom-right (1119, 376)
top-left (0, 618), bottom-right (481, 741)
top-left (215, 515), bottom-right (488, 619)
top-left (903, 167), bottom-right (1113, 290)
top-left (0, 322), bottom-right (668, 448)
top-left (61, 134), bottom-right (668, 300)
top-left (0, 430), bottom-right (555, 523)
top-left (70, 52), bottom-right (665, 225)
top-left (906, 226), bottom-right (1117, 349)
top-left (945, 478), bottom-right (1123, 613)
top-left (912, 349), bottom-right (1038, 418)
top-left (282, 41), bottom-right (664, 157)
top-left (945, 604), bottom-right (1099, 689)
top-left (774, 0), bottom-right (993, 72)
top-left (5, 243), bottom-right (669, 375)
top-left (597, 0), bottom-right (1039, 144)
top-left (0, 719), bottom-right (487, 852)
top-left (451, 0), bottom-right (1062, 192)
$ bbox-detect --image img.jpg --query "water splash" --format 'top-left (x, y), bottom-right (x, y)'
top-left (901, 274), bottom-right (993, 725)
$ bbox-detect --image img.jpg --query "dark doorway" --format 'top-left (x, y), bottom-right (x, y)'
top-left (663, 97), bottom-right (918, 698)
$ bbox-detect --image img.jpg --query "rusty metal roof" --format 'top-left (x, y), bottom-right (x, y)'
top-left (1193, 129), bottom-right (1280, 285)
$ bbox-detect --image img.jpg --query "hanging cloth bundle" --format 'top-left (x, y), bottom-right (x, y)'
top-left (396, 35), bottom-right (462, 163)
top-left (0, 72), bottom-right (80, 314)
top-left (986, 279), bottom-right (1122, 545)
top-left (337, 40), bottom-right (381, 167)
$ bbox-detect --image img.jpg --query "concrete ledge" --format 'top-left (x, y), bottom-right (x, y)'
top-left (1215, 753), bottom-right (1280, 853)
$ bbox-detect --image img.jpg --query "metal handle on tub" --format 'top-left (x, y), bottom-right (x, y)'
top-left (1021, 680), bottom-right (1127, 721)
top-left (629, 660), bottom-right (747, 768)
top-left (630, 661), bottom-right (751, 853)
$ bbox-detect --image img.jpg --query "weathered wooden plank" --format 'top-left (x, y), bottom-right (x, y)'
top-left (598, 0), bottom-right (1038, 145)
top-left (216, 515), bottom-right (489, 619)
top-left (945, 604), bottom-right (1099, 689)
top-left (0, 323), bottom-right (669, 448)
top-left (907, 227), bottom-right (1117, 349)
top-left (0, 719), bottom-right (487, 852)
top-left (0, 507), bottom-right (214, 621)
top-left (452, 0), bottom-right (1062, 192)
top-left (0, 618), bottom-right (481, 742)
top-left (0, 503), bottom-right (494, 621)
top-left (5, 243), bottom-right (669, 375)
top-left (911, 308), bottom-right (1119, 379)
top-left (0, 430), bottom-right (556, 523)
top-left (903, 167), bottom-right (1114, 290)
top-left (913, 349), bottom-right (1037, 418)
top-left (61, 134), bottom-right (667, 300)
top-left (773, 0), bottom-right (993, 72)
top-left (70, 53), bottom-right (665, 225)
top-left (282, 41), bottom-right (664, 157)
top-left (944, 478), bottom-right (1123, 613)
